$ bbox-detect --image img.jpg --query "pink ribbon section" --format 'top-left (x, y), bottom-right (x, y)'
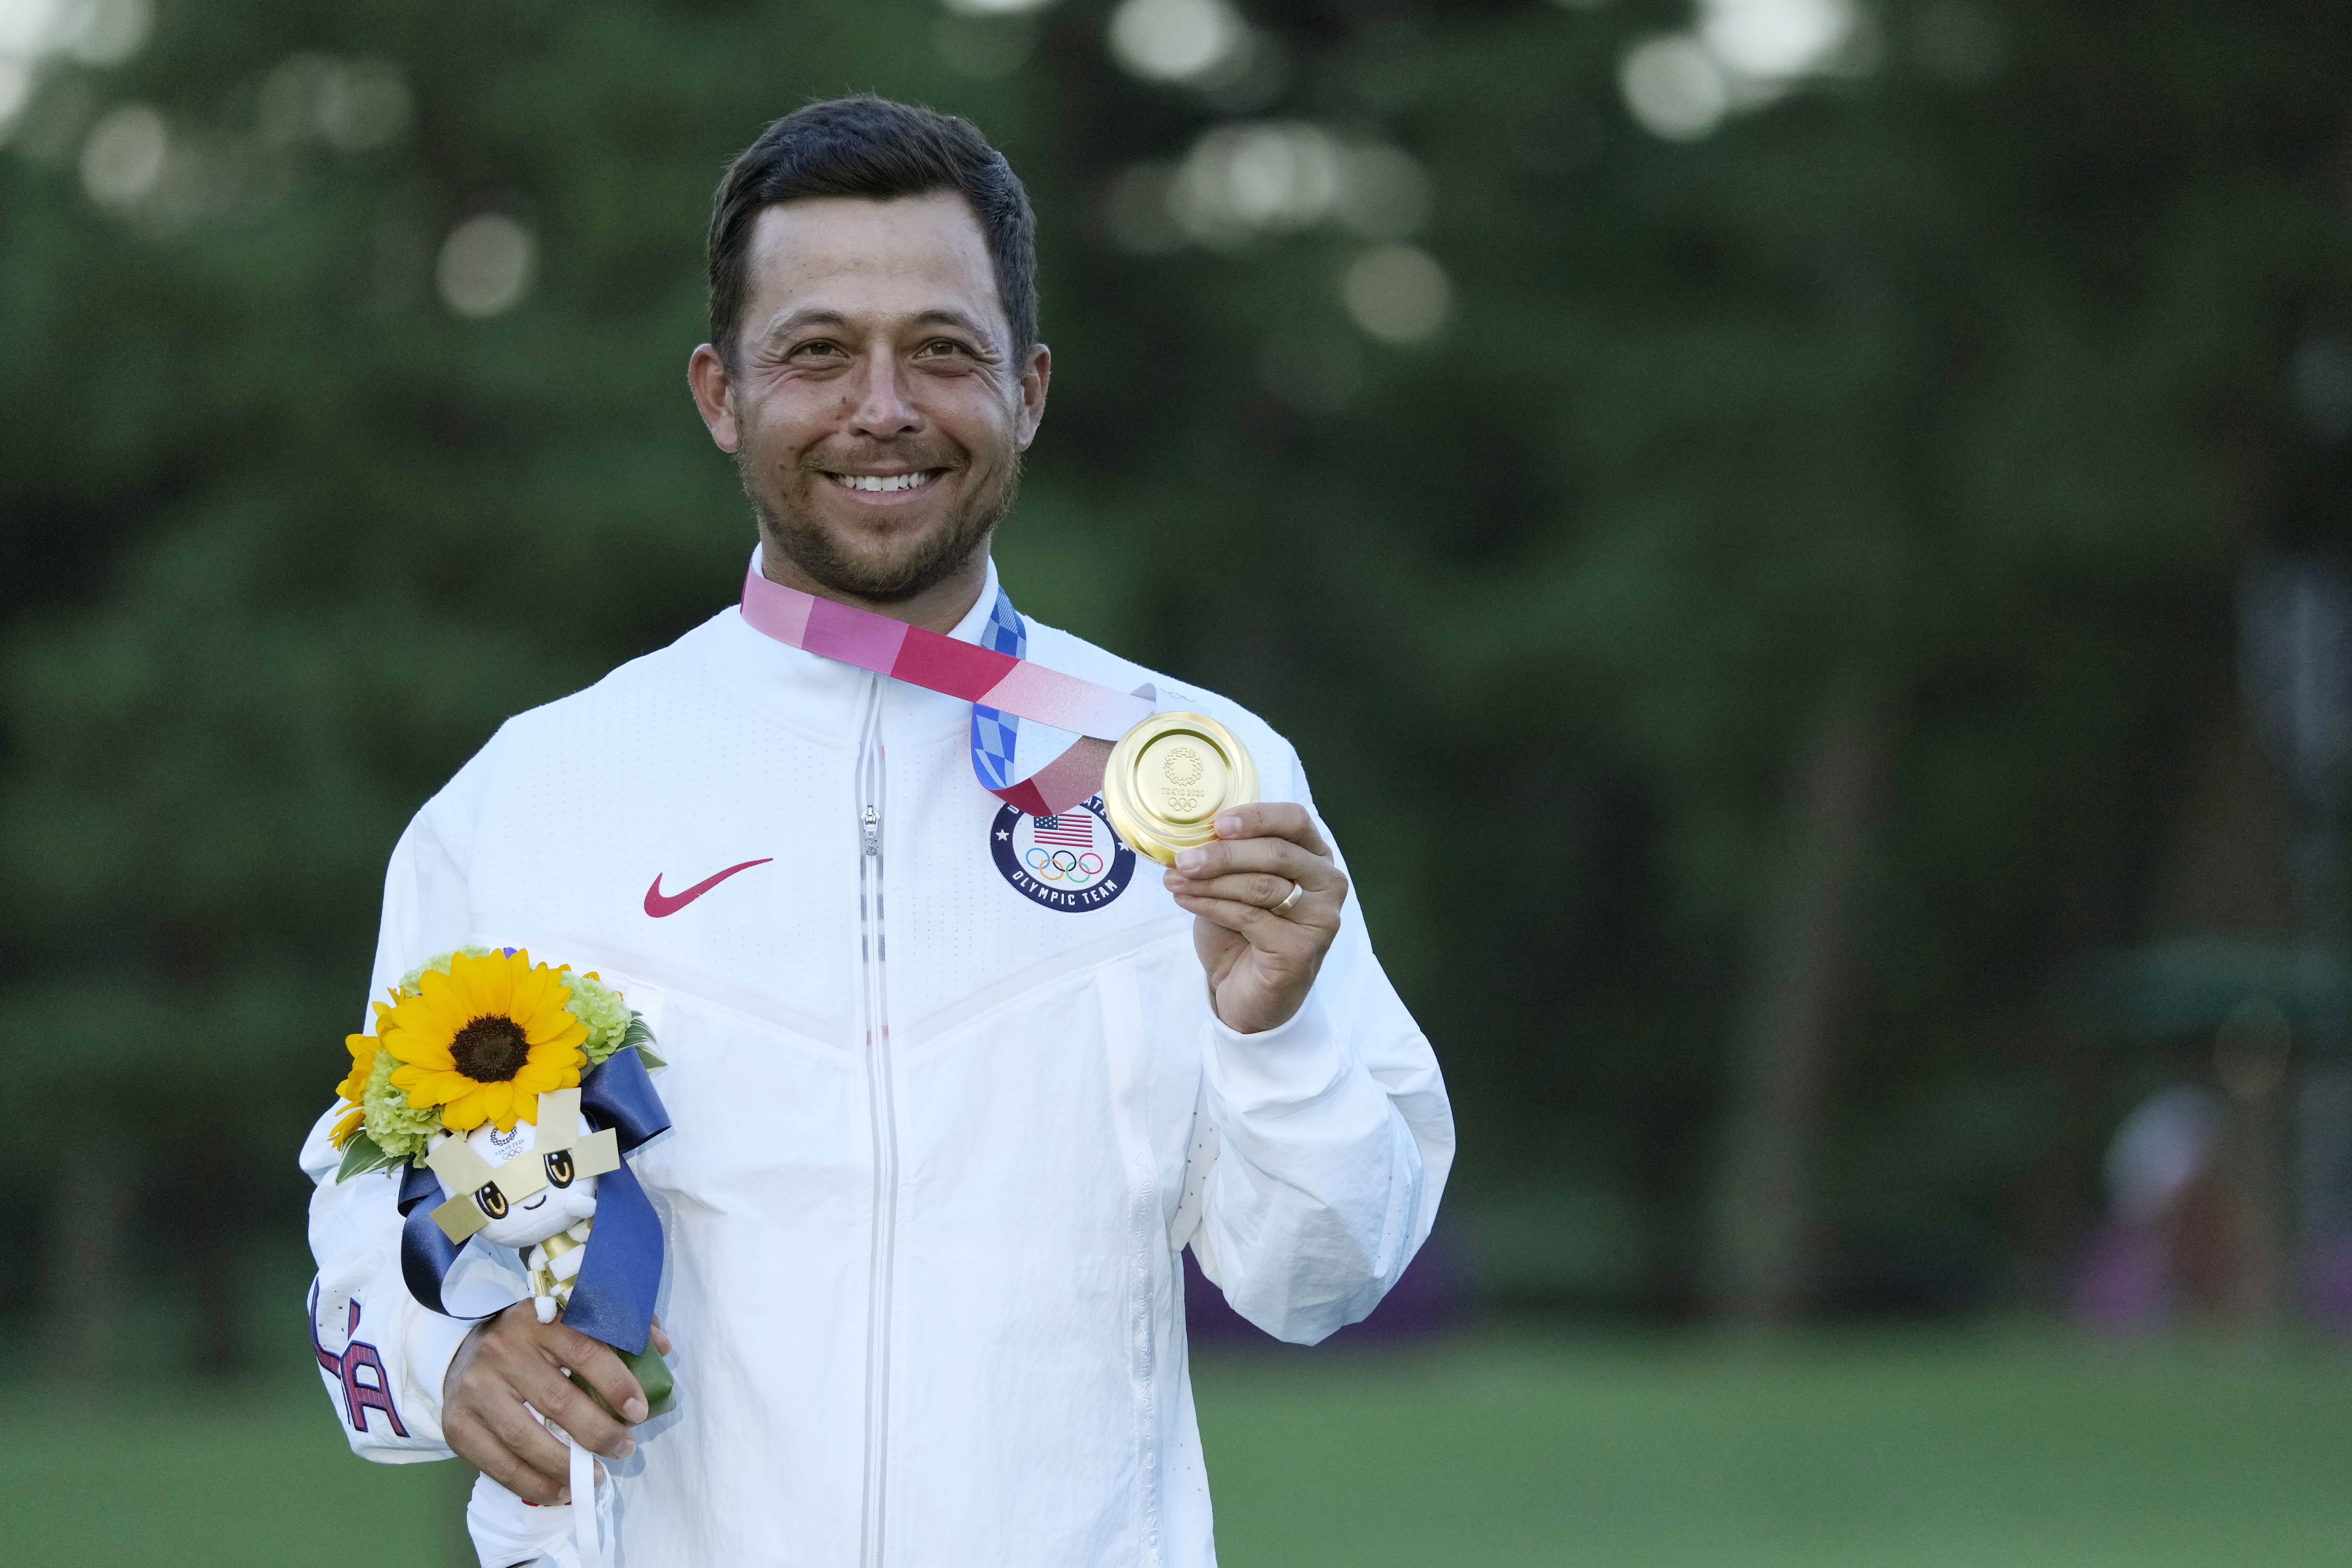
top-left (741, 564), bottom-right (1151, 740)
top-left (739, 563), bottom-right (1152, 815)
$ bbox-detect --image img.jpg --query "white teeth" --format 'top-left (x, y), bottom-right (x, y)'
top-left (836, 471), bottom-right (931, 493)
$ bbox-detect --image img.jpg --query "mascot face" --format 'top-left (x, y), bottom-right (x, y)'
top-left (452, 1112), bottom-right (600, 1248)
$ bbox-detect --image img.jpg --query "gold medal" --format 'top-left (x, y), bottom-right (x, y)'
top-left (1101, 712), bottom-right (1258, 866)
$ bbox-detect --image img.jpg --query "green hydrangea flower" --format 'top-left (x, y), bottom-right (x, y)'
top-left (396, 944), bottom-right (493, 998)
top-left (564, 970), bottom-right (633, 1065)
top-left (361, 1042), bottom-right (439, 1163)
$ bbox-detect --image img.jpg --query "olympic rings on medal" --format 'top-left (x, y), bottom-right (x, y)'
top-left (1023, 840), bottom-right (1108, 883)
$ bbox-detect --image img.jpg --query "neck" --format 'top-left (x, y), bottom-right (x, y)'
top-left (757, 539), bottom-right (989, 635)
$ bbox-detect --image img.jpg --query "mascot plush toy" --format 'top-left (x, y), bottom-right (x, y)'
top-left (328, 948), bottom-right (672, 1568)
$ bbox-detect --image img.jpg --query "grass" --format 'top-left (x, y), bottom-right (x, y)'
top-left (1200, 1331), bottom-right (2352, 1567)
top-left (4, 1330), bottom-right (2349, 1566)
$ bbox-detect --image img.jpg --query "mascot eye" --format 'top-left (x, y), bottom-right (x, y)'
top-left (544, 1150), bottom-right (576, 1188)
top-left (474, 1183), bottom-right (509, 1220)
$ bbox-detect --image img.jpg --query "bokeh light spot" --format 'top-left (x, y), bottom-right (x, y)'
top-left (1700, 0), bottom-right (1854, 80)
top-left (0, 55), bottom-right (31, 131)
top-left (60, 0), bottom-right (148, 67)
top-left (316, 58), bottom-right (411, 151)
top-left (0, 0), bottom-right (61, 56)
top-left (1107, 0), bottom-right (1248, 85)
top-left (1619, 35), bottom-right (1729, 141)
top-left (79, 99), bottom-right (163, 205)
top-left (1341, 244), bottom-right (1452, 346)
top-left (435, 214), bottom-right (537, 320)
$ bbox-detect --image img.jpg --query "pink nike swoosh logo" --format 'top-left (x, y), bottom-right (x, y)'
top-left (644, 858), bottom-right (772, 918)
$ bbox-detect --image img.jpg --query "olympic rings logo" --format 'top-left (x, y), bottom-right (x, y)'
top-left (1025, 845), bottom-right (1106, 882)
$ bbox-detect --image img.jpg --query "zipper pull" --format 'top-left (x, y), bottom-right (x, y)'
top-left (862, 804), bottom-right (880, 856)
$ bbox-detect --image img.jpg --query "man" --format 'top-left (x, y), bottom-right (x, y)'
top-left (302, 96), bottom-right (1452, 1566)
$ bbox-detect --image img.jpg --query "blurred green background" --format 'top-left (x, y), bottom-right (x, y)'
top-left (6, 0), bottom-right (2352, 1558)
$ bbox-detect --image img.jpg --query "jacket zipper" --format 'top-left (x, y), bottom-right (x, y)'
top-left (855, 676), bottom-right (899, 1568)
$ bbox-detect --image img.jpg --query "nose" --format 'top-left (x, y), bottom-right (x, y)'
top-left (847, 351), bottom-right (921, 439)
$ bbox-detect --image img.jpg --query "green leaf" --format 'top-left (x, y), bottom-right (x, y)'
top-left (620, 1012), bottom-right (665, 1070)
top-left (335, 1133), bottom-right (397, 1183)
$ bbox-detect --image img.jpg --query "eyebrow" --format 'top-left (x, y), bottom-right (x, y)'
top-left (909, 309), bottom-right (997, 346)
top-left (757, 306), bottom-right (1001, 353)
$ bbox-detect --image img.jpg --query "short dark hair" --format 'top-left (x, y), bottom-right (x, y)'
top-left (706, 96), bottom-right (1038, 366)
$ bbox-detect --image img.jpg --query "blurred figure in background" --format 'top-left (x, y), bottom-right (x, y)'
top-left (2075, 1085), bottom-right (2267, 1332)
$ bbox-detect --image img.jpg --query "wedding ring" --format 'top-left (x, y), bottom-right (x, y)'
top-left (1271, 881), bottom-right (1305, 918)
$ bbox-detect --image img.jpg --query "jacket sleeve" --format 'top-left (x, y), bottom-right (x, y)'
top-left (1184, 748), bottom-right (1455, 1345)
top-left (299, 804), bottom-right (483, 1463)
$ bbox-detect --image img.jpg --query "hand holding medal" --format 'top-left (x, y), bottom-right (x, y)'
top-left (1101, 712), bottom-right (1347, 1035)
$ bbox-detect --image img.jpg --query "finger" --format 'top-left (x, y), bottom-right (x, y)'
top-left (1171, 890), bottom-right (1325, 944)
top-left (498, 1333), bottom-right (634, 1455)
top-left (541, 1321), bottom-right (652, 1428)
top-left (1169, 835), bottom-right (1342, 892)
top-left (483, 1386), bottom-right (581, 1482)
top-left (1213, 802), bottom-right (1329, 857)
top-left (649, 1316), bottom-right (674, 1357)
top-left (448, 1407), bottom-right (569, 1506)
top-left (1164, 869), bottom-right (1319, 914)
top-left (527, 1362), bottom-right (638, 1460)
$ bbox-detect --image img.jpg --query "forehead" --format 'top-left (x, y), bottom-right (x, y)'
top-left (742, 192), bottom-right (1005, 341)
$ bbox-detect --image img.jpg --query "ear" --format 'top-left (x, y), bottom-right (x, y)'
top-left (1014, 342), bottom-right (1051, 452)
top-left (689, 344), bottom-right (741, 453)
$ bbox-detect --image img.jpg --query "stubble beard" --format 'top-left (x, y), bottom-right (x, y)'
top-left (742, 446), bottom-right (1022, 606)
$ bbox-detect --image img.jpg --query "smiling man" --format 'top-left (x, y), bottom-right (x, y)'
top-left (301, 97), bottom-right (1452, 1568)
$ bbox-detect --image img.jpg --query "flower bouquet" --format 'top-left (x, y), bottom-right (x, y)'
top-left (332, 946), bottom-right (673, 1568)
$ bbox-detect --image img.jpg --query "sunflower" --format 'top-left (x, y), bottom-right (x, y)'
top-left (329, 1000), bottom-right (395, 1149)
top-left (382, 948), bottom-right (589, 1133)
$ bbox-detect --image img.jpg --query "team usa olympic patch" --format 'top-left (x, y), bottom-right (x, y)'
top-left (992, 796), bottom-right (1135, 912)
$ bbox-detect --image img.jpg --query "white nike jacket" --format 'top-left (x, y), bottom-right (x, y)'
top-left (300, 558), bottom-right (1454, 1568)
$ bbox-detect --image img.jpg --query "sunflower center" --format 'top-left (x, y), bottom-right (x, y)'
top-left (449, 1015), bottom-right (532, 1082)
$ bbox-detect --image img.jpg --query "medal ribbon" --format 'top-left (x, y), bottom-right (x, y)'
top-left (739, 561), bottom-right (1155, 817)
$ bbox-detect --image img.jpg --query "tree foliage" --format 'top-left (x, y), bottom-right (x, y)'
top-left (4, 0), bottom-right (2350, 1355)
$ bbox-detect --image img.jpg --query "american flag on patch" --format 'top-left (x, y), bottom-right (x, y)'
top-left (1031, 812), bottom-right (1095, 847)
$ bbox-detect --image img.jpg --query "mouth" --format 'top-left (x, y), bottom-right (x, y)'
top-left (520, 1194), bottom-right (547, 1211)
top-left (823, 468), bottom-right (946, 503)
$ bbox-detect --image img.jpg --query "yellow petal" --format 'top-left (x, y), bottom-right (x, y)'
top-left (512, 1059), bottom-right (568, 1097)
top-left (382, 1028), bottom-right (454, 1071)
top-left (523, 1005), bottom-right (587, 1047)
top-left (507, 963), bottom-right (555, 1025)
top-left (336, 1033), bottom-right (379, 1103)
top-left (482, 1082), bottom-right (522, 1132)
top-left (399, 1068), bottom-right (472, 1109)
top-left (440, 1086), bottom-right (490, 1131)
top-left (404, 980), bottom-right (474, 1046)
top-left (387, 980), bottom-right (465, 1042)
top-left (458, 950), bottom-right (521, 1018)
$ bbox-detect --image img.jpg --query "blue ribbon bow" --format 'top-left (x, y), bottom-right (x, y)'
top-left (397, 1046), bottom-right (671, 1355)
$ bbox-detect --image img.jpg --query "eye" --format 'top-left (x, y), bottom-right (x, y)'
top-left (474, 1183), bottom-right (509, 1220)
top-left (544, 1149), bottom-right (576, 1188)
